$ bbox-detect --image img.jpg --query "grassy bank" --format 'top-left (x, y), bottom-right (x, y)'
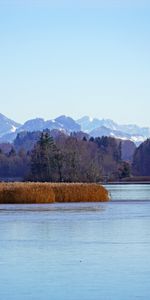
top-left (0, 183), bottom-right (109, 204)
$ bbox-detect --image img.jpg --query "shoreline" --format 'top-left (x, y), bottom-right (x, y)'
top-left (104, 181), bottom-right (150, 185)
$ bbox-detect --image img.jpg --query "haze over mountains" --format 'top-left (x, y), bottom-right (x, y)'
top-left (0, 113), bottom-right (149, 145)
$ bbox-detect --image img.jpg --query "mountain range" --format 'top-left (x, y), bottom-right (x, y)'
top-left (0, 113), bottom-right (149, 145)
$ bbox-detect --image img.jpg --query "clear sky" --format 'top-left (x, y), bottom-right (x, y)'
top-left (0, 0), bottom-right (150, 126)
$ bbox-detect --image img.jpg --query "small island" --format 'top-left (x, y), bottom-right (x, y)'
top-left (0, 182), bottom-right (109, 204)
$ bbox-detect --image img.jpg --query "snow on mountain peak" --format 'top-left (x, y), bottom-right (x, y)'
top-left (11, 125), bottom-right (17, 133)
top-left (0, 113), bottom-right (149, 146)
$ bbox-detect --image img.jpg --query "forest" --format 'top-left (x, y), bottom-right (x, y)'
top-left (0, 130), bottom-right (133, 182)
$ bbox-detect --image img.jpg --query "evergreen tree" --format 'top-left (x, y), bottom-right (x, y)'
top-left (30, 132), bottom-right (57, 181)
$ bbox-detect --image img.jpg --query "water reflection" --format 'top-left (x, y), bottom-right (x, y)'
top-left (0, 203), bottom-right (106, 213)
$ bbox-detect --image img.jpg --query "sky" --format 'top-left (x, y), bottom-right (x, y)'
top-left (0, 0), bottom-right (150, 126)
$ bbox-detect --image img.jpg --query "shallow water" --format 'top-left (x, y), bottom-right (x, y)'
top-left (0, 184), bottom-right (150, 300)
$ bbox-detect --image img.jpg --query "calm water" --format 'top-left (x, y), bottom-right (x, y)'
top-left (106, 183), bottom-right (150, 201)
top-left (0, 184), bottom-right (150, 300)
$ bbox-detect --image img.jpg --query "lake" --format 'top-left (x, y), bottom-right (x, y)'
top-left (0, 184), bottom-right (150, 300)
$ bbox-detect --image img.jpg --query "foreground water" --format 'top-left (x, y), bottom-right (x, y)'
top-left (0, 184), bottom-right (150, 300)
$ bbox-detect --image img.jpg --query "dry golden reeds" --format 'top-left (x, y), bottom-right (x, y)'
top-left (0, 182), bottom-right (109, 204)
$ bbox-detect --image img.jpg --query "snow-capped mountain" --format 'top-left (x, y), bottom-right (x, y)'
top-left (55, 115), bottom-right (80, 132)
top-left (77, 116), bottom-right (150, 135)
top-left (0, 113), bottom-right (149, 145)
top-left (77, 116), bottom-right (150, 145)
top-left (89, 126), bottom-right (146, 145)
top-left (17, 115), bottom-right (80, 133)
top-left (0, 114), bottom-right (81, 142)
top-left (77, 116), bottom-right (118, 132)
top-left (0, 113), bottom-right (21, 138)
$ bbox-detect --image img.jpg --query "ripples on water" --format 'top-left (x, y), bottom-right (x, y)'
top-left (0, 184), bottom-right (150, 300)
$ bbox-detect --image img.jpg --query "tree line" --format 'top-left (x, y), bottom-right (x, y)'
top-left (0, 131), bottom-right (131, 182)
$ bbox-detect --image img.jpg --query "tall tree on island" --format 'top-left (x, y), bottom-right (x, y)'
top-left (30, 132), bottom-right (57, 181)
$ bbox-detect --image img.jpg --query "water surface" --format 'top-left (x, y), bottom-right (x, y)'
top-left (0, 184), bottom-right (150, 300)
top-left (106, 183), bottom-right (150, 201)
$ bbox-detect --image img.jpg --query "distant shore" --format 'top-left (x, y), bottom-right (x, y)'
top-left (105, 176), bottom-right (150, 185)
top-left (0, 182), bottom-right (109, 204)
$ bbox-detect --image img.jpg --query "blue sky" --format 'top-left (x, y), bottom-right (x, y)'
top-left (0, 0), bottom-right (150, 126)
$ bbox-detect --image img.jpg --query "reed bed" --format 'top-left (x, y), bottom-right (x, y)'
top-left (0, 182), bottom-right (109, 204)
